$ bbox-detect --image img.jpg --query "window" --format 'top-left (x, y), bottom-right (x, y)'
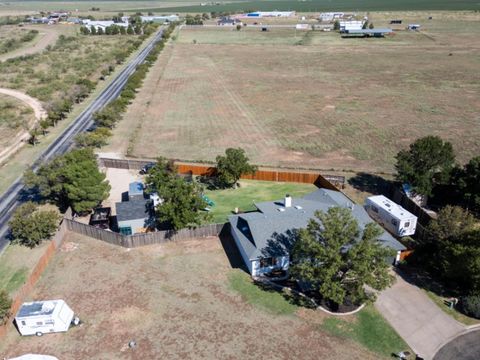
top-left (259, 257), bottom-right (278, 268)
top-left (119, 226), bottom-right (132, 236)
top-left (36, 321), bottom-right (43, 326)
top-left (391, 219), bottom-right (398, 226)
top-left (45, 319), bottom-right (54, 325)
top-left (372, 206), bottom-right (379, 213)
top-left (404, 221), bottom-right (410, 228)
top-left (21, 321), bottom-right (26, 326)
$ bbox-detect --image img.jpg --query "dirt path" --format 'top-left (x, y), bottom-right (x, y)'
top-left (0, 88), bottom-right (46, 164)
top-left (0, 25), bottom-right (61, 62)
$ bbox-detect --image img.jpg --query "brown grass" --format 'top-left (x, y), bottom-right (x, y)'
top-left (107, 13), bottom-right (480, 173)
top-left (0, 233), bottom-right (378, 359)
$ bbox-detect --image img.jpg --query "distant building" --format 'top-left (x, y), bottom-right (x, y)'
top-left (139, 15), bottom-right (180, 23)
top-left (81, 19), bottom-right (129, 31)
top-left (408, 24), bottom-right (421, 30)
top-left (217, 17), bottom-right (239, 26)
top-left (245, 11), bottom-right (295, 18)
top-left (339, 20), bottom-right (364, 32)
top-left (319, 12), bottom-right (345, 22)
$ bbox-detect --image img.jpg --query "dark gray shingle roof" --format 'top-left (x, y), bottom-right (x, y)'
top-left (115, 199), bottom-right (151, 222)
top-left (229, 188), bottom-right (406, 261)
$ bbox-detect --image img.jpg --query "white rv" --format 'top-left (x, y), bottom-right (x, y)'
top-left (365, 195), bottom-right (417, 237)
top-left (15, 300), bottom-right (79, 336)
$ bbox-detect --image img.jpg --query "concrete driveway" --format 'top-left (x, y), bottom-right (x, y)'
top-left (375, 272), bottom-right (465, 359)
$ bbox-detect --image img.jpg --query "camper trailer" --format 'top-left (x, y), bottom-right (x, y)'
top-left (15, 300), bottom-right (79, 336)
top-left (365, 195), bottom-right (417, 237)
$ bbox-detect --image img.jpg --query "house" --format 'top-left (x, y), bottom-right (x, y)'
top-left (115, 181), bottom-right (153, 235)
top-left (408, 24), bottom-right (421, 30)
top-left (15, 300), bottom-right (78, 336)
top-left (229, 189), bottom-right (406, 277)
top-left (365, 195), bottom-right (417, 237)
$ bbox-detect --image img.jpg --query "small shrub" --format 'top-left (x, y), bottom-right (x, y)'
top-left (460, 295), bottom-right (480, 319)
top-left (0, 290), bottom-right (12, 325)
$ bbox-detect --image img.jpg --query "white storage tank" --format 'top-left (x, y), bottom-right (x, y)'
top-left (365, 195), bottom-right (417, 237)
top-left (15, 300), bottom-right (79, 337)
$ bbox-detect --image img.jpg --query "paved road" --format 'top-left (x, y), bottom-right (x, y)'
top-left (375, 272), bottom-right (465, 359)
top-left (434, 329), bottom-right (480, 360)
top-left (0, 28), bottom-right (165, 253)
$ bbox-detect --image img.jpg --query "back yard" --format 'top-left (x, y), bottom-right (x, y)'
top-left (0, 234), bottom-right (406, 359)
top-left (105, 12), bottom-right (480, 173)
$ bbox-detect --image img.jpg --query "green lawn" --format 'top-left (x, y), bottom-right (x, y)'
top-left (425, 290), bottom-right (480, 326)
top-left (321, 305), bottom-right (409, 358)
top-left (204, 179), bottom-right (317, 223)
top-left (0, 265), bottom-right (28, 294)
top-left (229, 269), bottom-right (408, 357)
top-left (228, 270), bottom-right (298, 315)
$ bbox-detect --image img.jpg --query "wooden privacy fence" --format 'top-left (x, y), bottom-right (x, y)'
top-left (65, 218), bottom-right (225, 248)
top-left (98, 157), bottom-right (344, 190)
top-left (0, 218), bottom-right (68, 338)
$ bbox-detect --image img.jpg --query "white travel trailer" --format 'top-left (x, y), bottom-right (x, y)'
top-left (365, 195), bottom-right (417, 237)
top-left (15, 300), bottom-right (79, 336)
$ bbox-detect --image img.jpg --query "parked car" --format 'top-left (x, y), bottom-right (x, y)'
top-left (139, 162), bottom-right (155, 175)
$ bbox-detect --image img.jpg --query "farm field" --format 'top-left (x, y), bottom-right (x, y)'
top-left (135, 0), bottom-right (480, 13)
top-left (106, 12), bottom-right (480, 173)
top-left (0, 233), bottom-right (406, 359)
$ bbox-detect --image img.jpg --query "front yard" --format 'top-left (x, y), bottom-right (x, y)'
top-left (0, 233), bottom-right (406, 359)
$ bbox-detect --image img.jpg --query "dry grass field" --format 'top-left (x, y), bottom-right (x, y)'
top-left (107, 12), bottom-right (480, 173)
top-left (0, 234), bottom-right (405, 359)
top-left (0, 94), bottom-right (34, 149)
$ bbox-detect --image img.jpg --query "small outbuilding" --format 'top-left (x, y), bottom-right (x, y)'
top-left (15, 300), bottom-right (78, 337)
top-left (89, 207), bottom-right (111, 229)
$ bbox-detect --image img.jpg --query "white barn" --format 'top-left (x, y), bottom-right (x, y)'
top-left (15, 300), bottom-right (78, 336)
top-left (339, 20), bottom-right (364, 32)
top-left (365, 195), bottom-right (417, 237)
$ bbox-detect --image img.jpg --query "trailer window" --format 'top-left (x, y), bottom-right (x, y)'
top-left (21, 321), bottom-right (26, 326)
top-left (36, 321), bottom-right (43, 326)
top-left (372, 206), bottom-right (378, 213)
top-left (391, 219), bottom-right (398, 226)
top-left (45, 319), bottom-right (54, 325)
top-left (404, 222), bottom-right (410, 228)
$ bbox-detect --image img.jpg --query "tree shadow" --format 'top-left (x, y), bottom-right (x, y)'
top-left (348, 172), bottom-right (394, 197)
top-left (260, 229), bottom-right (299, 258)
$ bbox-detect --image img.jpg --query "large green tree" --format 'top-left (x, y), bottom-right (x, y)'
top-left (146, 157), bottom-right (209, 230)
top-left (290, 207), bottom-right (394, 306)
top-left (25, 148), bottom-right (110, 214)
top-left (215, 148), bottom-right (257, 188)
top-left (395, 136), bottom-right (456, 197)
top-left (9, 202), bottom-right (60, 248)
top-left (456, 156), bottom-right (480, 213)
top-left (426, 206), bottom-right (480, 293)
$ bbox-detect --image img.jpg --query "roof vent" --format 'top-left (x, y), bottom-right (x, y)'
top-left (284, 194), bottom-right (292, 208)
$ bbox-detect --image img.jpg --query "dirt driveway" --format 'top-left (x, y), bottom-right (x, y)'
top-left (0, 88), bottom-right (46, 164)
top-left (0, 25), bottom-right (62, 62)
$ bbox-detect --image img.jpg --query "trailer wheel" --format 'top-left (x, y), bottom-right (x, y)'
top-left (35, 331), bottom-right (43, 337)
